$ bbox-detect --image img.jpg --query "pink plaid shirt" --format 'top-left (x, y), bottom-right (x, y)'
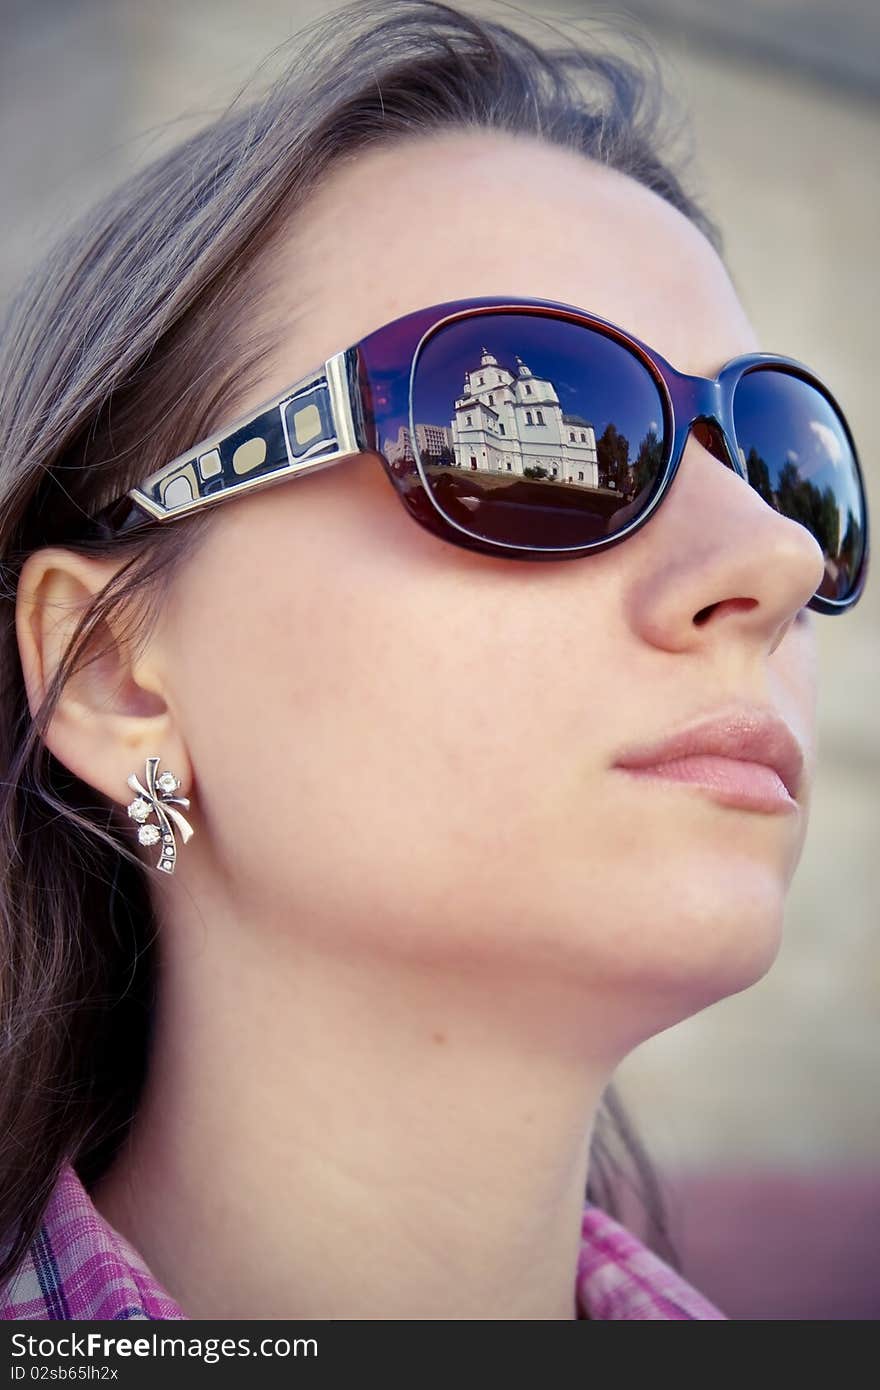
top-left (0, 1161), bottom-right (726, 1319)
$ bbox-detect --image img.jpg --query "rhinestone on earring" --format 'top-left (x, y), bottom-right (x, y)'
top-left (126, 756), bottom-right (194, 874)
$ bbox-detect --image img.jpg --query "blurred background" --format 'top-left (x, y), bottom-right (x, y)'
top-left (1, 0), bottom-right (877, 1320)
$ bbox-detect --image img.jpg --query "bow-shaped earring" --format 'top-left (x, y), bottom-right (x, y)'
top-left (126, 756), bottom-right (194, 874)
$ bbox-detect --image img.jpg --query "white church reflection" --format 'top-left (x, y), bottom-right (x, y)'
top-left (387, 345), bottom-right (601, 487)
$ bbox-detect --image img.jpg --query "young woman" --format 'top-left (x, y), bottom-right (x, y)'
top-left (0, 0), bottom-right (868, 1321)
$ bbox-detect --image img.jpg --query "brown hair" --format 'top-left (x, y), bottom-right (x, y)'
top-left (0, 0), bottom-right (723, 1290)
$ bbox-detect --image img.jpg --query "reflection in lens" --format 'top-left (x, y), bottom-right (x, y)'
top-left (734, 369), bottom-right (866, 602)
top-left (405, 312), bottom-right (668, 549)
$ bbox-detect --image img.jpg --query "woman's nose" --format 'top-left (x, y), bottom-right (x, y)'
top-left (624, 424), bottom-right (828, 655)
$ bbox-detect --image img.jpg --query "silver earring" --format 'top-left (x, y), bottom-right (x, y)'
top-left (126, 756), bottom-right (195, 874)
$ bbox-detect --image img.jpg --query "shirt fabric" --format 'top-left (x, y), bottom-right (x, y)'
top-left (0, 1160), bottom-right (727, 1320)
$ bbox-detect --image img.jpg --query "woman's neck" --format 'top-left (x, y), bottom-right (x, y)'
top-left (90, 902), bottom-right (629, 1319)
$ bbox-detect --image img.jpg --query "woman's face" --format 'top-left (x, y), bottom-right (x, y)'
top-left (154, 131), bottom-right (824, 1033)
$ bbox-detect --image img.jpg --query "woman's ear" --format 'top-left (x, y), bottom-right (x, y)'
top-left (15, 546), bottom-right (192, 808)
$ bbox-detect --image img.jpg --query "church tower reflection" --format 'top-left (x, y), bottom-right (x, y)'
top-left (448, 346), bottom-right (599, 486)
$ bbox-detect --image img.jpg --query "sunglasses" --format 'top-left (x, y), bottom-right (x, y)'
top-left (85, 295), bottom-right (870, 614)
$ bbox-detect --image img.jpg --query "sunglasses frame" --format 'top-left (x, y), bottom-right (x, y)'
top-left (84, 294), bottom-right (869, 615)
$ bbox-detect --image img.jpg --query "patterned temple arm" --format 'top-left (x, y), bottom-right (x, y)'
top-left (87, 350), bottom-right (366, 538)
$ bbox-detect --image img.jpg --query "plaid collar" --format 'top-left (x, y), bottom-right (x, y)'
top-left (1, 1161), bottom-right (726, 1320)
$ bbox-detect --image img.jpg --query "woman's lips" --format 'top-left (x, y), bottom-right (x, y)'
top-left (614, 754), bottom-right (798, 813)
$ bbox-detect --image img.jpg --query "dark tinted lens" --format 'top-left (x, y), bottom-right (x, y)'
top-left (734, 369), bottom-right (866, 603)
top-left (410, 312), bottom-right (668, 548)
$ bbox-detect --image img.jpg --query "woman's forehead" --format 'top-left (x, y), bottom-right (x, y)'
top-left (269, 129), bottom-right (759, 378)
